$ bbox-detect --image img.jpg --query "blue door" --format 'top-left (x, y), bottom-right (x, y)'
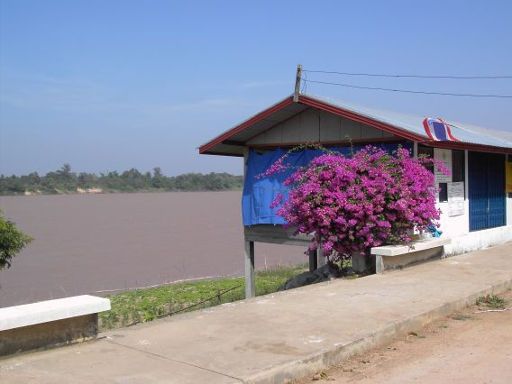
top-left (468, 152), bottom-right (506, 231)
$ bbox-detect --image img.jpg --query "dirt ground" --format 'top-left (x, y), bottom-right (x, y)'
top-left (296, 289), bottom-right (512, 384)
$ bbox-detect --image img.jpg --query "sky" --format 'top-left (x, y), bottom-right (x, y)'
top-left (1, 0), bottom-right (511, 176)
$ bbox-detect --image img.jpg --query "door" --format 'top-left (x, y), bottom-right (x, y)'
top-left (468, 152), bottom-right (506, 231)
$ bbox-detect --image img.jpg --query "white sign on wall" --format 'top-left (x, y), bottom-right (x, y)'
top-left (447, 181), bottom-right (465, 216)
top-left (434, 148), bottom-right (452, 183)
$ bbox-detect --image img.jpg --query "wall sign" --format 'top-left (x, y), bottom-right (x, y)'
top-left (447, 181), bottom-right (465, 216)
top-left (434, 148), bottom-right (452, 183)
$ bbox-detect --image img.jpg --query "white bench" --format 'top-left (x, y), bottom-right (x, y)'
top-left (371, 237), bottom-right (451, 273)
top-left (0, 295), bottom-right (110, 356)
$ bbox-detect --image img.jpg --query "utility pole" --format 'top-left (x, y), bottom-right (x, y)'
top-left (293, 64), bottom-right (302, 102)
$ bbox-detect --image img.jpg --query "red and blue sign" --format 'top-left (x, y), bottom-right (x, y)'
top-left (423, 117), bottom-right (459, 141)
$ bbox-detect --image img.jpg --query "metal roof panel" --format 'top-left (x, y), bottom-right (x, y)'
top-left (307, 93), bottom-right (512, 149)
top-left (199, 93), bottom-right (512, 155)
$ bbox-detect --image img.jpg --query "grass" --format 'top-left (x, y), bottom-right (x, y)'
top-left (99, 264), bottom-right (307, 330)
top-left (476, 294), bottom-right (507, 309)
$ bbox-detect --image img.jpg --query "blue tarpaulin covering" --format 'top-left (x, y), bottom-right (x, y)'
top-left (242, 143), bottom-right (412, 226)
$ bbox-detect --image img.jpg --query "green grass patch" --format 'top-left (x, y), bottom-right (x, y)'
top-left (476, 294), bottom-right (507, 309)
top-left (99, 264), bottom-right (307, 330)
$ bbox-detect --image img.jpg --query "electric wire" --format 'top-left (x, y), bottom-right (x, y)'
top-left (302, 69), bottom-right (512, 80)
top-left (301, 78), bottom-right (512, 99)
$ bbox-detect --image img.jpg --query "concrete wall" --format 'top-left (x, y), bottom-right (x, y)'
top-left (446, 225), bottom-right (512, 255)
top-left (434, 148), bottom-right (511, 255)
top-left (437, 200), bottom-right (470, 239)
top-left (0, 314), bottom-right (98, 356)
top-left (434, 197), bottom-right (512, 256)
top-left (247, 109), bottom-right (395, 145)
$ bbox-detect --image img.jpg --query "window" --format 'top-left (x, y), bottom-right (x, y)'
top-left (438, 183), bottom-right (448, 202)
top-left (452, 150), bottom-right (465, 183)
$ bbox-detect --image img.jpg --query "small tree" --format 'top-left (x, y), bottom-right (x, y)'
top-left (267, 146), bottom-right (444, 262)
top-left (0, 211), bottom-right (32, 270)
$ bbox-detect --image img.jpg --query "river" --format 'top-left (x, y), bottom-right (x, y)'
top-left (0, 191), bottom-right (303, 307)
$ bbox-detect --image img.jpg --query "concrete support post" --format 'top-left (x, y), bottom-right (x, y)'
top-left (308, 249), bottom-right (317, 272)
top-left (375, 255), bottom-right (384, 274)
top-left (242, 148), bottom-right (255, 299)
top-left (244, 239), bottom-right (255, 298)
top-left (352, 252), bottom-right (369, 273)
top-left (317, 244), bottom-right (326, 267)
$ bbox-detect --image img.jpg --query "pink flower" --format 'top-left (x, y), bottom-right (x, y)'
top-left (264, 145), bottom-right (441, 261)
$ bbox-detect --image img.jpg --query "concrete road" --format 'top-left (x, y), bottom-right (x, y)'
top-left (1, 243), bottom-right (511, 384)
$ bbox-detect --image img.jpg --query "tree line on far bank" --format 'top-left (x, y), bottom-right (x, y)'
top-left (0, 164), bottom-right (244, 195)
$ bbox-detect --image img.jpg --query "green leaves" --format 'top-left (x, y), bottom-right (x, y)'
top-left (99, 264), bottom-right (307, 330)
top-left (0, 211), bottom-right (32, 270)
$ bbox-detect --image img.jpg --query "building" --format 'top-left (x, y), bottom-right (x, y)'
top-left (199, 93), bottom-right (512, 298)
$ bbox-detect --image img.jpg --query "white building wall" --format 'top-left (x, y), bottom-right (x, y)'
top-left (436, 148), bottom-right (469, 241)
top-left (436, 199), bottom-right (512, 255)
top-left (437, 200), bottom-right (470, 239)
top-left (446, 225), bottom-right (512, 255)
top-left (434, 148), bottom-right (512, 255)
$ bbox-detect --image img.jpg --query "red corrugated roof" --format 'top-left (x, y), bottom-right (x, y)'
top-left (199, 94), bottom-right (512, 155)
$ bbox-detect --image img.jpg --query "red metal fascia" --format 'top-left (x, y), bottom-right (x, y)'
top-left (201, 151), bottom-right (244, 157)
top-left (298, 95), bottom-right (426, 142)
top-left (198, 96), bottom-right (294, 154)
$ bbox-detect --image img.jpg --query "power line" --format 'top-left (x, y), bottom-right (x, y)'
top-left (303, 69), bottom-right (512, 80)
top-left (302, 78), bottom-right (512, 99)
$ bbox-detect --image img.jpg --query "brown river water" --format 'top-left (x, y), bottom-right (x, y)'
top-left (0, 191), bottom-right (303, 307)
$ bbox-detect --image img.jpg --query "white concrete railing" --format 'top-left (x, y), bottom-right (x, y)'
top-left (0, 295), bottom-right (111, 356)
top-left (371, 237), bottom-right (451, 273)
top-left (0, 295), bottom-right (110, 331)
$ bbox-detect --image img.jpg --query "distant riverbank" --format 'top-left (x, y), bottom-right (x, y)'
top-left (6, 186), bottom-right (243, 197)
top-left (0, 164), bottom-right (243, 196)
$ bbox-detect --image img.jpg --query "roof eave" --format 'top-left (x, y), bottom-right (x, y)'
top-left (198, 96), bottom-right (295, 155)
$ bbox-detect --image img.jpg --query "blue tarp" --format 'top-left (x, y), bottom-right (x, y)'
top-left (242, 143), bottom-right (412, 226)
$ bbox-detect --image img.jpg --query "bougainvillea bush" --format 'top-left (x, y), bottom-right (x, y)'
top-left (268, 146), bottom-right (444, 261)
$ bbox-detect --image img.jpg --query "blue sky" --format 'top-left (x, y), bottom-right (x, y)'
top-left (1, 0), bottom-right (511, 176)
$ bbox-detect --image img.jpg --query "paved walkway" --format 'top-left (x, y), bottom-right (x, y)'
top-left (1, 243), bottom-right (511, 384)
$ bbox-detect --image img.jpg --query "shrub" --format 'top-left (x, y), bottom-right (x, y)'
top-left (268, 146), bottom-right (445, 261)
top-left (0, 211), bottom-right (32, 269)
